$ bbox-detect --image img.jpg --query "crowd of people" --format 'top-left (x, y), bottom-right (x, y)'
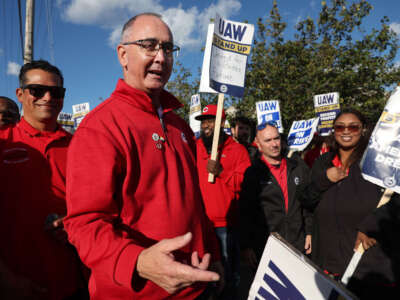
top-left (0, 12), bottom-right (399, 300)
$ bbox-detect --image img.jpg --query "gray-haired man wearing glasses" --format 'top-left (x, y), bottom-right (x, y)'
top-left (64, 13), bottom-right (223, 299)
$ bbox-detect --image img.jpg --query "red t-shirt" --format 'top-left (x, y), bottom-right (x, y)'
top-left (261, 156), bottom-right (289, 213)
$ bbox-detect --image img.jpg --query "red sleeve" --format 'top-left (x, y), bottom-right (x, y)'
top-left (219, 146), bottom-right (251, 197)
top-left (64, 127), bottom-right (142, 290)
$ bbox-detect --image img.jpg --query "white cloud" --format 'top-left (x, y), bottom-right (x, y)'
top-left (7, 62), bottom-right (21, 76)
top-left (390, 22), bottom-right (400, 35)
top-left (60, 0), bottom-right (241, 49)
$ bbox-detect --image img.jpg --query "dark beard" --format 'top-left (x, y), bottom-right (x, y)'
top-left (201, 129), bottom-right (226, 154)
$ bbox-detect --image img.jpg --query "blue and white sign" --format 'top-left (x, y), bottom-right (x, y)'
top-left (287, 117), bottom-right (320, 152)
top-left (57, 112), bottom-right (74, 133)
top-left (209, 14), bottom-right (254, 98)
top-left (72, 102), bottom-right (90, 129)
top-left (313, 92), bottom-right (340, 136)
top-left (199, 24), bottom-right (218, 94)
top-left (256, 100), bottom-right (283, 133)
top-left (248, 233), bottom-right (355, 300)
top-left (361, 86), bottom-right (400, 193)
top-left (189, 94), bottom-right (202, 138)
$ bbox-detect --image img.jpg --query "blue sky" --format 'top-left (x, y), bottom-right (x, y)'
top-left (1, 0), bottom-right (400, 114)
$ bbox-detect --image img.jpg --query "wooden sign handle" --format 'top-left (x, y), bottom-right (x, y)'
top-left (208, 93), bottom-right (225, 183)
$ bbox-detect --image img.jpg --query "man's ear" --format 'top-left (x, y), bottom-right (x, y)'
top-left (254, 136), bottom-right (262, 151)
top-left (117, 44), bottom-right (128, 69)
top-left (15, 88), bottom-right (24, 104)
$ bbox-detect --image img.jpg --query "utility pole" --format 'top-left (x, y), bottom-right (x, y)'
top-left (24, 0), bottom-right (35, 64)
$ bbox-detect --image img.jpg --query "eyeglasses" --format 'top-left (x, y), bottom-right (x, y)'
top-left (22, 84), bottom-right (66, 99)
top-left (333, 124), bottom-right (361, 133)
top-left (122, 38), bottom-right (180, 57)
top-left (257, 120), bottom-right (278, 131)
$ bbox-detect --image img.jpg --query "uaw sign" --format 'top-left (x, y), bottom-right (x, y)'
top-left (361, 86), bottom-right (400, 193)
top-left (72, 102), bottom-right (90, 129)
top-left (313, 92), bottom-right (340, 136)
top-left (248, 233), bottom-right (356, 300)
top-left (209, 14), bottom-right (254, 97)
top-left (189, 94), bottom-right (201, 138)
top-left (287, 117), bottom-right (320, 152)
top-left (57, 112), bottom-right (74, 133)
top-left (256, 100), bottom-right (283, 133)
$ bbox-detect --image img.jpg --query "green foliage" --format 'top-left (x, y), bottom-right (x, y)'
top-left (166, 0), bottom-right (400, 129)
top-left (241, 0), bottom-right (400, 130)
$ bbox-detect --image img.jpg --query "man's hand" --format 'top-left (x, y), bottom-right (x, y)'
top-left (242, 248), bottom-right (258, 270)
top-left (326, 167), bottom-right (347, 183)
top-left (136, 232), bottom-right (220, 294)
top-left (304, 235), bottom-right (312, 255)
top-left (207, 160), bottom-right (223, 176)
top-left (354, 231), bottom-right (377, 251)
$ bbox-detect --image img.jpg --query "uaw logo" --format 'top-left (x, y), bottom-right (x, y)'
top-left (220, 85), bottom-right (228, 93)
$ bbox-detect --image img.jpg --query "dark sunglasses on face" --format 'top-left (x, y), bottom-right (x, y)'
top-left (333, 124), bottom-right (361, 133)
top-left (22, 84), bottom-right (66, 99)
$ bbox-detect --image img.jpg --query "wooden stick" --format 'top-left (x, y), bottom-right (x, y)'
top-left (287, 150), bottom-right (294, 158)
top-left (341, 188), bottom-right (394, 285)
top-left (208, 93), bottom-right (225, 183)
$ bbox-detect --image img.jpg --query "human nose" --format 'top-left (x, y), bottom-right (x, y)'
top-left (153, 45), bottom-right (170, 62)
top-left (41, 90), bottom-right (52, 100)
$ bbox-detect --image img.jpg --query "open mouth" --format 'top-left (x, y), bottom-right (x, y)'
top-left (148, 69), bottom-right (163, 77)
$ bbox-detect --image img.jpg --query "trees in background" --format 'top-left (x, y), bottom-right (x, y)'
top-left (168, 0), bottom-right (400, 129)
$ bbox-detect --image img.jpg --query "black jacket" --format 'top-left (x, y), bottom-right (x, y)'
top-left (239, 156), bottom-right (313, 258)
top-left (310, 152), bottom-right (399, 284)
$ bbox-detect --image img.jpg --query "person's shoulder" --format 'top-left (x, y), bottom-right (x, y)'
top-left (225, 136), bottom-right (248, 152)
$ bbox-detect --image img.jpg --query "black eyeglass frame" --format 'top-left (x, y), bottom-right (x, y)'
top-left (21, 84), bottom-right (66, 99)
top-left (121, 38), bottom-right (180, 56)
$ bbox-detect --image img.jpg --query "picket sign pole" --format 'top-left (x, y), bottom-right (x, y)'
top-left (208, 93), bottom-right (225, 183)
top-left (287, 150), bottom-right (294, 158)
top-left (341, 188), bottom-right (394, 285)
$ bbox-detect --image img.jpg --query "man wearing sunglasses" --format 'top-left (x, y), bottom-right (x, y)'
top-left (239, 121), bottom-right (314, 272)
top-left (64, 13), bottom-right (222, 300)
top-left (0, 60), bottom-right (88, 299)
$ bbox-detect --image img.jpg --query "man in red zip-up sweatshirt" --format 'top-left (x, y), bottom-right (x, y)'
top-left (195, 105), bottom-right (251, 299)
top-left (64, 13), bottom-right (222, 300)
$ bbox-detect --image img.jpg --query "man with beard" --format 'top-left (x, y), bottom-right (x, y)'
top-left (195, 104), bottom-right (251, 299)
top-left (230, 116), bottom-right (258, 163)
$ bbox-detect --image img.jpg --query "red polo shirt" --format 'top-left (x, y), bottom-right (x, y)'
top-left (0, 118), bottom-right (84, 300)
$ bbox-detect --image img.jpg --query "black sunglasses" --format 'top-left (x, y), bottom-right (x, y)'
top-left (22, 84), bottom-right (66, 99)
